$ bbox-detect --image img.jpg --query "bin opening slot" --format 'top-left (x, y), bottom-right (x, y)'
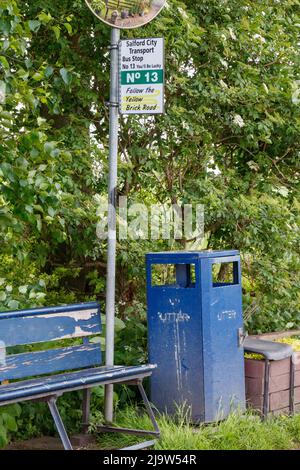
top-left (212, 261), bottom-right (239, 287)
top-left (151, 263), bottom-right (196, 288)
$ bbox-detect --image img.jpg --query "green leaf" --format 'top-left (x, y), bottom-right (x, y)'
top-left (28, 20), bottom-right (41, 32)
top-left (0, 81), bottom-right (6, 103)
top-left (36, 216), bottom-right (42, 232)
top-left (44, 141), bottom-right (57, 154)
top-left (47, 207), bottom-right (56, 217)
top-left (7, 300), bottom-right (19, 309)
top-left (38, 11), bottom-right (52, 24)
top-left (60, 68), bottom-right (71, 85)
top-left (45, 66), bottom-right (54, 78)
top-left (115, 317), bottom-right (126, 332)
top-left (2, 413), bottom-right (17, 432)
top-left (32, 72), bottom-right (44, 81)
top-left (91, 336), bottom-right (105, 351)
top-left (18, 285), bottom-right (28, 294)
top-left (64, 23), bottom-right (72, 35)
top-left (52, 25), bottom-right (60, 40)
top-left (0, 423), bottom-right (7, 446)
top-left (0, 56), bottom-right (9, 70)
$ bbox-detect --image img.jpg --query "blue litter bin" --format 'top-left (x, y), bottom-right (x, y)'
top-left (146, 250), bottom-right (246, 423)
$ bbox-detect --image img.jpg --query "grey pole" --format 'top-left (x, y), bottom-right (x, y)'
top-left (104, 26), bottom-right (120, 423)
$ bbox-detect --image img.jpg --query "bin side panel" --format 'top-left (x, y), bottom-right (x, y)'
top-left (147, 284), bottom-right (204, 422)
top-left (201, 258), bottom-right (246, 422)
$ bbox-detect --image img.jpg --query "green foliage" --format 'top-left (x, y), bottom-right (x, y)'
top-left (0, 405), bottom-right (21, 447)
top-left (1, 0), bottom-right (299, 327)
top-left (13, 394), bottom-right (81, 441)
top-left (115, 301), bottom-right (148, 365)
top-left (89, 0), bottom-right (106, 13)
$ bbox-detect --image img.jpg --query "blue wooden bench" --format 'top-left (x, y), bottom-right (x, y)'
top-left (0, 302), bottom-right (160, 450)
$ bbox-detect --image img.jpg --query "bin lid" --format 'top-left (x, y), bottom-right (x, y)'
top-left (244, 337), bottom-right (293, 361)
top-left (146, 250), bottom-right (239, 261)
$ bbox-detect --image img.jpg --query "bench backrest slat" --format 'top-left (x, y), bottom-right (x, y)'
top-left (0, 302), bottom-right (101, 347)
top-left (0, 302), bottom-right (102, 382)
top-left (0, 344), bottom-right (101, 382)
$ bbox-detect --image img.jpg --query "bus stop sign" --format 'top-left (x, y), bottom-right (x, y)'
top-left (119, 37), bottom-right (165, 115)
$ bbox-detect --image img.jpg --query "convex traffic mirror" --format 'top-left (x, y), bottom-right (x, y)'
top-left (85, 0), bottom-right (166, 29)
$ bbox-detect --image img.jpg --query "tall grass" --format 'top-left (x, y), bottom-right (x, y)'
top-left (94, 407), bottom-right (300, 450)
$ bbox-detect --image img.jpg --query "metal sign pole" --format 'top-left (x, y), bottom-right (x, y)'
top-left (104, 26), bottom-right (120, 423)
top-left (85, 0), bottom-right (166, 426)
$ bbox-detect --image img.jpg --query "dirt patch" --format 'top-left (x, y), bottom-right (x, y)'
top-left (5, 435), bottom-right (99, 451)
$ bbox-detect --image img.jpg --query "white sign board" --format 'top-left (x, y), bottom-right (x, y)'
top-left (119, 37), bottom-right (164, 115)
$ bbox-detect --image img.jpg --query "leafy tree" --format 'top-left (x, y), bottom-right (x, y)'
top-left (1, 0), bottom-right (300, 328)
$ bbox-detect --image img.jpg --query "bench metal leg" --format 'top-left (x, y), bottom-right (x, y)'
top-left (263, 359), bottom-right (270, 419)
top-left (137, 381), bottom-right (160, 435)
top-left (48, 398), bottom-right (73, 450)
top-left (122, 440), bottom-right (158, 451)
top-left (82, 388), bottom-right (91, 433)
top-left (97, 380), bottom-right (160, 450)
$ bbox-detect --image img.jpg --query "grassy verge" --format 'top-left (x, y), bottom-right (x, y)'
top-left (92, 407), bottom-right (300, 450)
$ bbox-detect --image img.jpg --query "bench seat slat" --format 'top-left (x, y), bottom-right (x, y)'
top-left (0, 344), bottom-right (102, 382)
top-left (0, 302), bottom-right (101, 347)
top-left (0, 364), bottom-right (156, 404)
